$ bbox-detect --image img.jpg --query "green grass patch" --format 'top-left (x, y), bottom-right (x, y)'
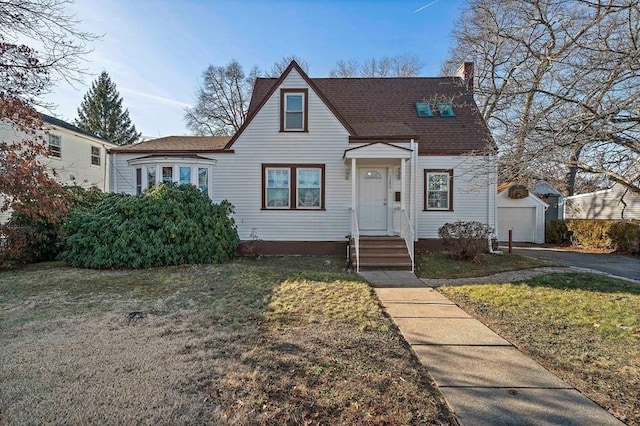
top-left (440, 273), bottom-right (639, 425)
top-left (416, 252), bottom-right (553, 278)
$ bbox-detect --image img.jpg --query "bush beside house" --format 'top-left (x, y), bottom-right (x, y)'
top-left (62, 184), bottom-right (239, 268)
top-left (546, 219), bottom-right (640, 254)
top-left (438, 221), bottom-right (494, 262)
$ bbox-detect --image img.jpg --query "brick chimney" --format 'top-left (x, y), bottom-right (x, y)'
top-left (456, 62), bottom-right (474, 91)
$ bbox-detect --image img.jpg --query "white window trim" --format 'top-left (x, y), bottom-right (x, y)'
top-left (265, 167), bottom-right (291, 209)
top-left (48, 134), bottom-right (62, 158)
top-left (296, 167), bottom-right (322, 210)
top-left (425, 171), bottom-right (452, 211)
top-left (284, 92), bottom-right (305, 131)
top-left (128, 159), bottom-right (214, 198)
top-left (91, 145), bottom-right (101, 166)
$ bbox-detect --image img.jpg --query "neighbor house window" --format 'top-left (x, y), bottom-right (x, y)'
top-left (280, 89), bottom-right (308, 131)
top-left (48, 134), bottom-right (61, 158)
top-left (198, 168), bottom-right (208, 194)
top-left (424, 170), bottom-right (453, 211)
top-left (147, 166), bottom-right (156, 190)
top-left (262, 164), bottom-right (325, 210)
top-left (135, 168), bottom-right (142, 195)
top-left (91, 146), bottom-right (101, 166)
top-left (179, 166), bottom-right (191, 185)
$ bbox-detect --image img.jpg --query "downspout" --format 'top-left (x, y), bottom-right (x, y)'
top-left (487, 154), bottom-right (502, 254)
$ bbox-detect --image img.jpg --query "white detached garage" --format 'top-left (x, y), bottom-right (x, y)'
top-left (497, 183), bottom-right (548, 244)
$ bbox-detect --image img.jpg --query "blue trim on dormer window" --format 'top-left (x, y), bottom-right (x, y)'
top-left (437, 102), bottom-right (456, 117)
top-left (415, 102), bottom-right (434, 117)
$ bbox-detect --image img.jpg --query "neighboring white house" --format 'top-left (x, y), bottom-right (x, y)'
top-left (565, 184), bottom-right (640, 220)
top-left (109, 61), bottom-right (498, 268)
top-left (0, 114), bottom-right (115, 224)
top-left (497, 183), bottom-right (548, 244)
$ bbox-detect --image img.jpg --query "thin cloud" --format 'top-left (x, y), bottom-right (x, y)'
top-left (413, 0), bottom-right (441, 13)
top-left (120, 87), bottom-right (192, 108)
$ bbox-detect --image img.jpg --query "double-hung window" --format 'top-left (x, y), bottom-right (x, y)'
top-left (265, 168), bottom-right (290, 208)
top-left (48, 135), bottom-right (62, 158)
top-left (424, 170), bottom-right (453, 211)
top-left (91, 146), bottom-right (101, 166)
top-left (263, 164), bottom-right (324, 210)
top-left (297, 168), bottom-right (321, 208)
top-left (280, 89), bottom-right (308, 132)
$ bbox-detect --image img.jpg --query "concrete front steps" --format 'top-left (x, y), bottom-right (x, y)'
top-left (350, 236), bottom-right (413, 270)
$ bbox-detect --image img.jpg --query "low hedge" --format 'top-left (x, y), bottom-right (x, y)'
top-left (546, 219), bottom-right (640, 254)
top-left (61, 184), bottom-right (239, 268)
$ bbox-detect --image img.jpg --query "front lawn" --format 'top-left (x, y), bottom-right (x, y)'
top-left (416, 252), bottom-right (553, 279)
top-left (440, 273), bottom-right (640, 425)
top-left (0, 257), bottom-right (454, 425)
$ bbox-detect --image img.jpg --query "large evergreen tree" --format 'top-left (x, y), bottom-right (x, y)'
top-left (76, 71), bottom-right (141, 145)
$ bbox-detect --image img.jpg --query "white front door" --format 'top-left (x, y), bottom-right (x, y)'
top-left (358, 168), bottom-right (388, 234)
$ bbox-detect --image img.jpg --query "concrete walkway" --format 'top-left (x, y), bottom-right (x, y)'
top-left (362, 272), bottom-right (624, 426)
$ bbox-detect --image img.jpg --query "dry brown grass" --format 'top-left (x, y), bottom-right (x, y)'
top-left (0, 258), bottom-right (455, 425)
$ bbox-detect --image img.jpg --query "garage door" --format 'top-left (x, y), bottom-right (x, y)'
top-left (498, 207), bottom-right (536, 242)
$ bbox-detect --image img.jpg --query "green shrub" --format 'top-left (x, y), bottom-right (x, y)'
top-left (61, 184), bottom-right (239, 268)
top-left (438, 221), bottom-right (492, 262)
top-left (607, 221), bottom-right (640, 254)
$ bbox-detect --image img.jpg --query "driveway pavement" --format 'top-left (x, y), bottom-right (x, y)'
top-left (512, 247), bottom-right (640, 281)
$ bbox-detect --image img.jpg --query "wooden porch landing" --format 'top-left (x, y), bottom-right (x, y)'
top-left (350, 236), bottom-right (413, 271)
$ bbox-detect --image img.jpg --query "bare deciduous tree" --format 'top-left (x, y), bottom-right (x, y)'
top-left (442, 0), bottom-right (640, 196)
top-left (330, 54), bottom-right (422, 77)
top-left (268, 55), bottom-right (309, 77)
top-left (184, 60), bottom-right (259, 136)
top-left (0, 0), bottom-right (97, 105)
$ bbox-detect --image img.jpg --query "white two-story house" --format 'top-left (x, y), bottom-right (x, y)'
top-left (0, 114), bottom-right (116, 223)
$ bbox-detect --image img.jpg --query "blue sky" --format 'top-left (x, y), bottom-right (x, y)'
top-left (45, 0), bottom-right (466, 138)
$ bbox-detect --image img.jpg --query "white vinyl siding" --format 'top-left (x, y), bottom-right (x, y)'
top-left (417, 156), bottom-right (497, 239)
top-left (565, 185), bottom-right (640, 220)
top-left (0, 120), bottom-right (112, 192)
top-left (210, 69), bottom-right (351, 241)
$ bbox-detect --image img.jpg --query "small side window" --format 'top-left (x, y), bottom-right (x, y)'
top-left (49, 135), bottom-right (62, 158)
top-left (91, 146), bottom-right (101, 166)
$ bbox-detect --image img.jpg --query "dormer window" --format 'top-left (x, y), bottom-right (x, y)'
top-left (437, 101), bottom-right (456, 117)
top-left (415, 102), bottom-right (434, 117)
top-left (281, 89), bottom-right (308, 132)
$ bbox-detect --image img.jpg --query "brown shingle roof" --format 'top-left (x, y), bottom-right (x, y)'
top-left (109, 136), bottom-right (231, 153)
top-left (247, 72), bottom-right (494, 155)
